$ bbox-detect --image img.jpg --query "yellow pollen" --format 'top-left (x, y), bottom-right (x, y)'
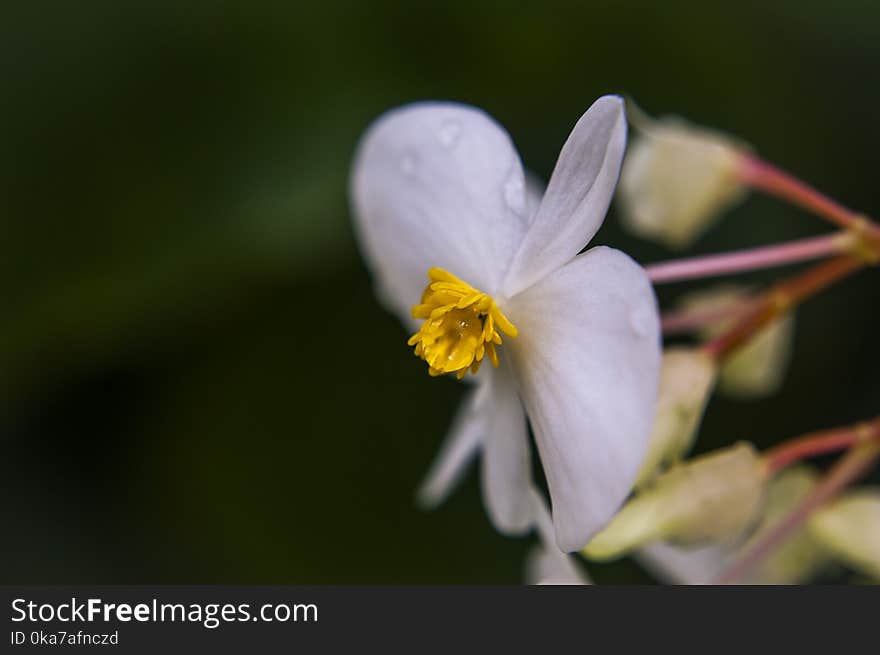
top-left (408, 268), bottom-right (518, 379)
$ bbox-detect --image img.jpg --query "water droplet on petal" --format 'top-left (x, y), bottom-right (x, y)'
top-left (503, 175), bottom-right (525, 215)
top-left (400, 151), bottom-right (418, 177)
top-left (629, 304), bottom-right (655, 338)
top-left (437, 121), bottom-right (461, 147)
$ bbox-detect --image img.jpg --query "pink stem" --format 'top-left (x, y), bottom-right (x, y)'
top-left (646, 233), bottom-right (847, 284)
top-left (661, 299), bottom-right (754, 335)
top-left (738, 154), bottom-right (877, 235)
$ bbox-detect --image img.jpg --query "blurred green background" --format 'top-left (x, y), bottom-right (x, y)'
top-left (3, 1), bottom-right (879, 583)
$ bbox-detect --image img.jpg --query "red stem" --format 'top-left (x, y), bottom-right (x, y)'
top-left (738, 154), bottom-right (880, 240)
top-left (661, 299), bottom-right (754, 335)
top-left (702, 255), bottom-right (863, 360)
top-left (763, 418), bottom-right (880, 475)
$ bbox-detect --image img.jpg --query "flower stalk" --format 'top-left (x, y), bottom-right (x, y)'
top-left (763, 417), bottom-right (880, 476)
top-left (737, 154), bottom-right (880, 241)
top-left (646, 232), bottom-right (853, 285)
top-left (351, 97), bottom-right (661, 553)
top-left (701, 255), bottom-right (864, 360)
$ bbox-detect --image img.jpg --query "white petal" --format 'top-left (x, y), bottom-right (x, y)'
top-left (350, 102), bottom-right (530, 323)
top-left (416, 382), bottom-right (491, 508)
top-left (636, 541), bottom-right (729, 585)
top-left (504, 246), bottom-right (661, 551)
top-left (525, 489), bottom-right (592, 584)
top-left (480, 369), bottom-right (533, 535)
top-left (502, 96), bottom-right (628, 296)
top-left (525, 544), bottom-right (592, 585)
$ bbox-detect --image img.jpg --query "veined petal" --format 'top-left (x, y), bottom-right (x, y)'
top-left (502, 96), bottom-right (627, 296)
top-left (480, 368), bottom-right (533, 535)
top-left (505, 246), bottom-right (661, 551)
top-left (526, 488), bottom-right (592, 584)
top-left (416, 381), bottom-right (491, 508)
top-left (525, 544), bottom-right (592, 585)
top-left (350, 102), bottom-right (530, 324)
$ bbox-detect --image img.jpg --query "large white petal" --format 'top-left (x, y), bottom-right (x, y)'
top-left (525, 489), bottom-right (592, 584)
top-left (525, 544), bottom-right (592, 585)
top-left (350, 102), bottom-right (530, 323)
top-left (416, 381), bottom-right (491, 508)
top-left (502, 96), bottom-right (627, 297)
top-left (504, 246), bottom-right (661, 551)
top-left (480, 368), bottom-right (533, 535)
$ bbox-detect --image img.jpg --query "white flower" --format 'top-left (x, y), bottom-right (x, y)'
top-left (350, 96), bottom-right (661, 551)
top-left (525, 490), bottom-right (592, 585)
top-left (525, 544), bottom-right (592, 585)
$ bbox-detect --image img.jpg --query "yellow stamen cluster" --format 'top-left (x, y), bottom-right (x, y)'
top-left (408, 268), bottom-right (518, 379)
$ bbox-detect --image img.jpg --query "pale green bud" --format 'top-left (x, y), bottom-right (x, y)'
top-left (618, 115), bottom-right (749, 249)
top-left (584, 443), bottom-right (766, 561)
top-left (635, 465), bottom-right (828, 584)
top-left (808, 488), bottom-right (880, 579)
top-left (634, 347), bottom-right (717, 488)
top-left (679, 285), bottom-right (794, 398)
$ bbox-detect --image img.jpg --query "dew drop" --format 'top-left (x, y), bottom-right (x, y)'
top-left (629, 305), bottom-right (654, 338)
top-left (437, 121), bottom-right (461, 147)
top-left (400, 151), bottom-right (418, 177)
top-left (503, 176), bottom-right (525, 215)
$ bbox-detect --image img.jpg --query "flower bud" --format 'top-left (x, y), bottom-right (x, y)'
top-left (634, 347), bottom-right (717, 488)
top-left (679, 285), bottom-right (794, 398)
top-left (808, 488), bottom-right (880, 580)
top-left (635, 466), bottom-right (827, 584)
top-left (618, 114), bottom-right (748, 249)
top-left (584, 443), bottom-right (766, 561)
top-left (739, 465), bottom-right (828, 584)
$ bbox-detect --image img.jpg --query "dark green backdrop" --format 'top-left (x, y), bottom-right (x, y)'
top-left (3, 1), bottom-right (879, 583)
